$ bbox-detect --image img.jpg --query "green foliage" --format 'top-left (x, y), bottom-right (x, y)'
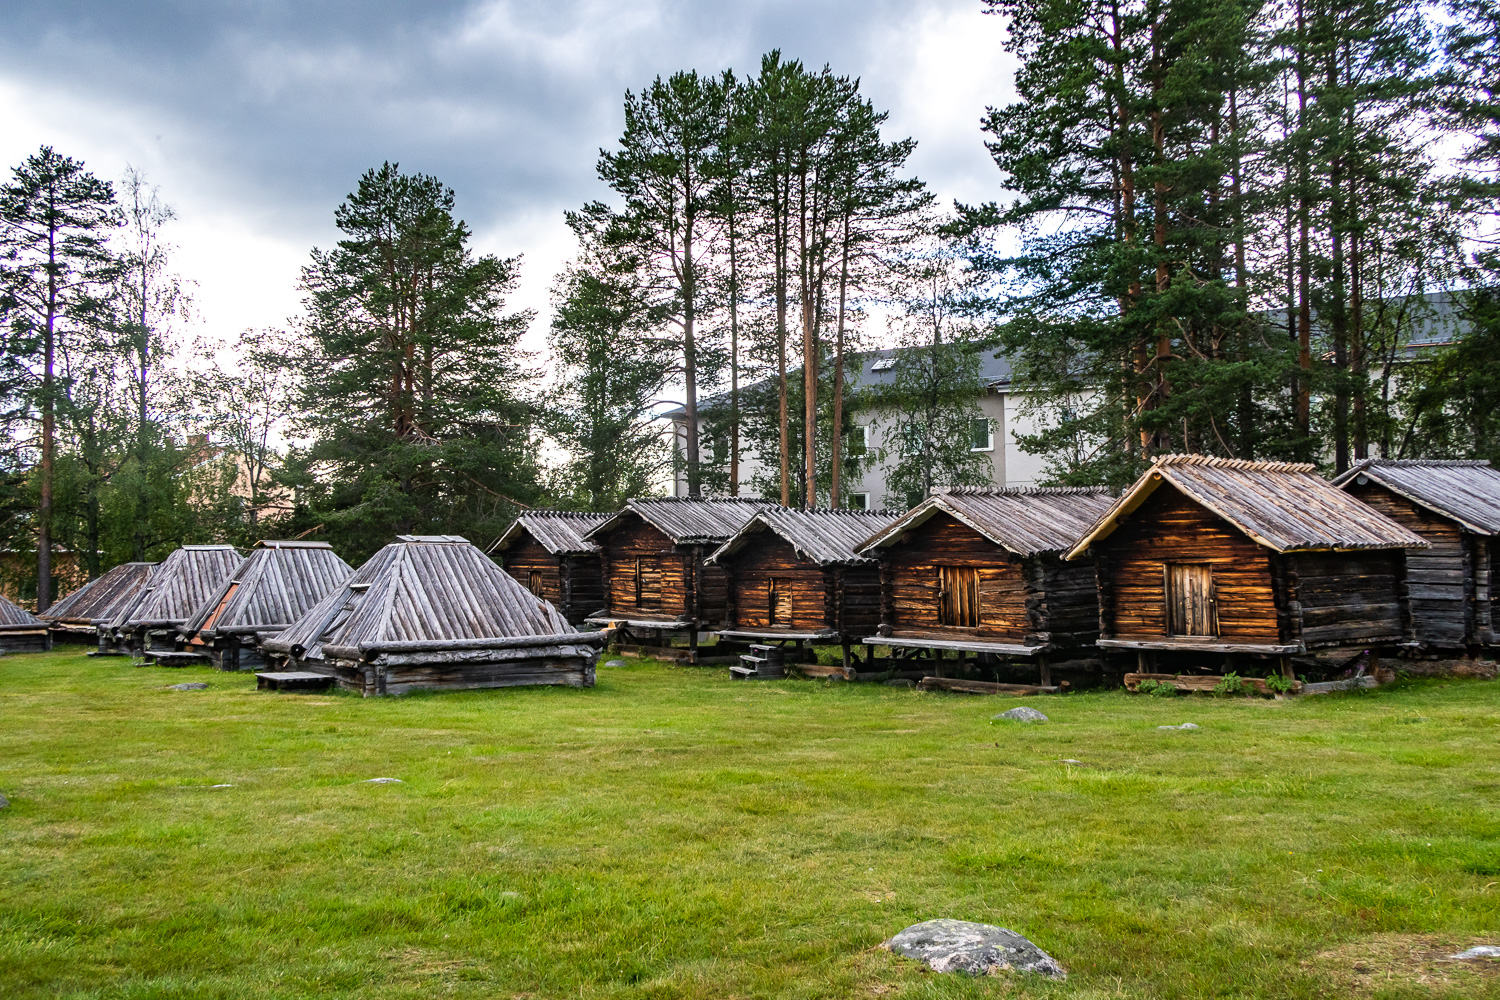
top-left (1213, 672), bottom-right (1250, 696)
top-left (1265, 671), bottom-right (1298, 694)
top-left (1138, 678), bottom-right (1179, 697)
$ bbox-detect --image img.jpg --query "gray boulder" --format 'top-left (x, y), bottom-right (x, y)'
top-left (364, 777), bottom-right (403, 784)
top-left (995, 706), bottom-right (1048, 723)
top-left (885, 919), bottom-right (1066, 980)
top-left (603, 659), bottom-right (626, 668)
top-left (167, 682), bottom-right (208, 691)
top-left (0, 791), bottom-right (8, 808)
top-left (1158, 722), bottom-right (1199, 731)
top-left (1452, 946), bottom-right (1500, 960)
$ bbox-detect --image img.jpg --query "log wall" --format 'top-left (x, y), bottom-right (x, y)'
top-left (725, 535), bottom-right (829, 629)
top-left (880, 513), bottom-right (1030, 643)
top-left (600, 518), bottom-right (689, 619)
top-left (500, 536), bottom-right (606, 626)
top-left (1289, 548), bottom-right (1408, 648)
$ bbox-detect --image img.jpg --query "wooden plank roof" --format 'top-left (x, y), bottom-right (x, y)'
top-left (860, 487), bottom-right (1116, 557)
top-left (489, 511), bottom-right (607, 556)
top-left (1332, 459), bottom-right (1500, 536)
top-left (263, 535), bottom-right (597, 662)
top-left (0, 592), bottom-right (44, 631)
top-left (585, 497), bottom-right (769, 546)
top-left (41, 561), bottom-right (156, 625)
top-left (1066, 454), bottom-right (1429, 558)
top-left (183, 540), bottom-right (354, 638)
top-left (708, 508), bottom-right (901, 567)
top-left (113, 545), bottom-right (244, 629)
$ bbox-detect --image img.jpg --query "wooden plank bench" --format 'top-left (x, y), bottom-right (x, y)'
top-left (256, 671), bottom-right (335, 693)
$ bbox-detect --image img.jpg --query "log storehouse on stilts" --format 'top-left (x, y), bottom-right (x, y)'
top-left (857, 487), bottom-right (1116, 693)
top-left (489, 511), bottom-right (608, 625)
top-left (261, 535), bottom-right (606, 696)
top-left (584, 498), bottom-right (766, 664)
top-left (0, 592), bottom-right (52, 652)
top-left (179, 540), bottom-right (355, 671)
top-left (1066, 455), bottom-right (1428, 692)
top-left (706, 507), bottom-right (897, 678)
top-left (106, 545), bottom-right (243, 658)
top-left (40, 561), bottom-right (155, 647)
top-left (1333, 459), bottom-right (1500, 659)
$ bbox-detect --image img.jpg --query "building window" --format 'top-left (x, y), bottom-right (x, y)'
top-left (847, 424), bottom-right (868, 456)
top-left (848, 492), bottom-right (870, 511)
top-left (937, 566), bottom-right (980, 628)
top-left (970, 417), bottom-right (993, 452)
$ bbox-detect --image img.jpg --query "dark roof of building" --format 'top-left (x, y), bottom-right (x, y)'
top-left (0, 592), bottom-right (45, 631)
top-left (585, 497), bottom-right (770, 545)
top-left (41, 561), bottom-right (156, 625)
top-left (661, 346), bottom-right (1016, 419)
top-left (1067, 454), bottom-right (1429, 558)
top-left (263, 535), bottom-right (594, 663)
top-left (707, 507), bottom-right (901, 566)
top-left (112, 545), bottom-right (244, 629)
top-left (182, 540), bottom-right (354, 639)
top-left (489, 511), bottom-right (608, 556)
top-left (860, 487), bottom-right (1116, 557)
top-left (1332, 459), bottom-right (1500, 536)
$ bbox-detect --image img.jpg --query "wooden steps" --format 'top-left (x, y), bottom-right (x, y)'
top-left (731, 644), bottom-right (785, 681)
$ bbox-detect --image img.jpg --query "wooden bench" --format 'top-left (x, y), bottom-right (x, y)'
top-left (256, 671), bottom-right (335, 693)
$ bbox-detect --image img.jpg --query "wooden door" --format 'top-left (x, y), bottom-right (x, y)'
top-left (938, 566), bottom-right (980, 628)
top-left (527, 570), bottom-right (544, 598)
top-left (768, 578), bottom-right (792, 627)
top-left (1166, 563), bottom-right (1217, 636)
top-left (634, 556), bottom-right (661, 609)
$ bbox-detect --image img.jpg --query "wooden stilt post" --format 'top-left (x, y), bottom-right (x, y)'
top-left (1038, 654), bottom-right (1051, 688)
top-left (1278, 655), bottom-right (1293, 680)
top-left (841, 641), bottom-right (852, 674)
top-left (688, 628), bottom-right (699, 665)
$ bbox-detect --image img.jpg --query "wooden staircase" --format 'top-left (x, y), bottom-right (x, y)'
top-left (730, 644), bottom-right (785, 681)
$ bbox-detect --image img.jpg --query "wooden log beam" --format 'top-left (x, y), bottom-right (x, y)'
top-left (917, 676), bottom-right (1061, 695)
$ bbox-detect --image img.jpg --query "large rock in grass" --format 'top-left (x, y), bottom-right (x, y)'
top-left (995, 706), bottom-right (1048, 723)
top-left (884, 919), bottom-right (1065, 980)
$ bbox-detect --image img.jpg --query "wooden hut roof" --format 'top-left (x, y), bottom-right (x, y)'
top-left (0, 592), bottom-right (45, 631)
top-left (41, 561), bottom-right (156, 625)
top-left (1332, 459), bottom-right (1500, 536)
top-left (489, 511), bottom-right (608, 556)
top-left (182, 540), bottom-right (354, 639)
top-left (585, 497), bottom-right (769, 545)
top-left (113, 545), bottom-right (243, 629)
top-left (1066, 454), bottom-right (1429, 559)
top-left (263, 535), bottom-right (597, 662)
top-left (860, 487), bottom-right (1116, 557)
top-left (708, 508), bottom-right (900, 567)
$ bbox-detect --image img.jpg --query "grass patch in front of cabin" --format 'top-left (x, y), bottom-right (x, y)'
top-left (2, 649), bottom-right (1499, 998)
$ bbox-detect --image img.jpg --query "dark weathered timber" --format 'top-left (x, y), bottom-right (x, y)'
top-left (41, 561), bottom-right (156, 642)
top-left (917, 677), bottom-right (1061, 695)
top-left (1072, 455), bottom-right (1423, 663)
top-left (490, 511), bottom-right (608, 626)
top-left (708, 508), bottom-right (896, 643)
top-left (106, 545), bottom-right (243, 654)
top-left (1335, 460), bottom-right (1500, 650)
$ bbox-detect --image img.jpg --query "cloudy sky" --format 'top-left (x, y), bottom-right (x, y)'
top-left (0, 1), bottom-right (1016, 359)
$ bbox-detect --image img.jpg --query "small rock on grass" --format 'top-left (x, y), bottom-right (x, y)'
top-left (364, 777), bottom-right (403, 784)
top-left (994, 706), bottom-right (1048, 723)
top-left (603, 659), bottom-right (626, 668)
top-left (1158, 722), bottom-right (1200, 731)
top-left (885, 919), bottom-right (1066, 980)
top-left (167, 682), bottom-right (208, 691)
top-left (1452, 946), bottom-right (1500, 960)
top-left (0, 791), bottom-right (9, 808)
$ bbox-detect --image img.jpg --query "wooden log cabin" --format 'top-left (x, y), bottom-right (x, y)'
top-left (0, 592), bottom-right (51, 652)
top-left (584, 497), bottom-right (767, 661)
top-left (260, 535), bottom-right (606, 696)
top-left (706, 507), bottom-right (898, 667)
top-left (1333, 459), bottom-right (1500, 654)
top-left (1065, 455), bottom-right (1428, 678)
top-left (107, 545), bottom-right (243, 656)
top-left (857, 488), bottom-right (1116, 685)
top-left (179, 540), bottom-right (354, 671)
top-left (489, 511), bottom-right (608, 625)
top-left (40, 561), bottom-right (155, 648)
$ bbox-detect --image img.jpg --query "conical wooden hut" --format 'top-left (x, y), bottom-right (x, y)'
top-left (857, 488), bottom-right (1116, 687)
top-left (0, 592), bottom-right (51, 652)
top-left (707, 507), bottom-right (898, 669)
top-left (261, 535), bottom-right (606, 696)
top-left (489, 511), bottom-right (608, 625)
top-left (107, 545), bottom-right (243, 656)
top-left (180, 541), bottom-right (354, 671)
top-left (41, 561), bottom-right (155, 647)
top-left (1066, 455), bottom-right (1427, 685)
top-left (1334, 459), bottom-right (1500, 654)
top-left (583, 497), bottom-right (767, 662)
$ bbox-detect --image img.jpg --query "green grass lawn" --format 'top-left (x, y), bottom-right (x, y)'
top-left (3, 649), bottom-right (1500, 999)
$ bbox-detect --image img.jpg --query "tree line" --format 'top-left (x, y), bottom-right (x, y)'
top-left (2, 2), bottom-right (1498, 603)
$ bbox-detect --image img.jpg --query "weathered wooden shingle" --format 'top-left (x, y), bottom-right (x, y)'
top-left (862, 488), bottom-right (1116, 557)
top-left (709, 508), bottom-right (899, 566)
top-left (1332, 460), bottom-right (1500, 536)
top-left (264, 536), bottom-right (594, 663)
top-left (586, 498), bottom-right (767, 546)
top-left (183, 541), bottom-right (354, 639)
top-left (41, 562), bottom-right (156, 625)
top-left (113, 545), bottom-right (244, 628)
top-left (1068, 454), bottom-right (1428, 558)
top-left (0, 592), bottom-right (44, 630)
top-left (489, 511), bottom-right (607, 556)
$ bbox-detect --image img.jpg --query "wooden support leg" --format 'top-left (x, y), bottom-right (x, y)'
top-left (1278, 655), bottom-right (1293, 680)
top-left (1038, 655), bottom-right (1051, 688)
top-left (688, 629), bottom-right (699, 664)
top-left (934, 649), bottom-right (944, 679)
top-left (841, 641), bottom-right (852, 673)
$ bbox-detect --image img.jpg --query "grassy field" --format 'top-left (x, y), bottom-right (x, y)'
top-left (2, 649), bottom-right (1500, 999)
